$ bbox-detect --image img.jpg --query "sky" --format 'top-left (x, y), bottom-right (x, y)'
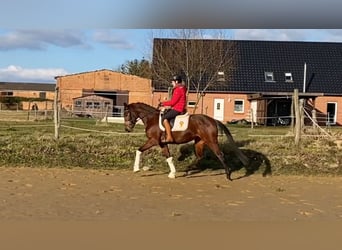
top-left (1, 0), bottom-right (342, 83)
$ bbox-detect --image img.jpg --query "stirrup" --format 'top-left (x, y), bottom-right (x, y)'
top-left (161, 137), bottom-right (174, 143)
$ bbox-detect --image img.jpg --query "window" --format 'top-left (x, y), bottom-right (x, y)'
top-left (1, 91), bottom-right (13, 96)
top-left (86, 101), bottom-right (93, 108)
top-left (327, 102), bottom-right (337, 125)
top-left (265, 72), bottom-right (274, 82)
top-left (216, 102), bottom-right (221, 110)
top-left (234, 100), bottom-right (244, 113)
top-left (217, 71), bottom-right (225, 82)
top-left (187, 101), bottom-right (197, 108)
top-left (39, 92), bottom-right (46, 99)
top-left (285, 73), bottom-right (293, 82)
top-left (93, 102), bottom-right (101, 109)
top-left (75, 100), bottom-right (82, 107)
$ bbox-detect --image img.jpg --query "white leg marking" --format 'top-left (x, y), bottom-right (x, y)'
top-left (166, 157), bottom-right (176, 179)
top-left (133, 150), bottom-right (142, 172)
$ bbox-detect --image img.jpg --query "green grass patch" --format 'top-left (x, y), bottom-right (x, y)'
top-left (0, 119), bottom-right (342, 177)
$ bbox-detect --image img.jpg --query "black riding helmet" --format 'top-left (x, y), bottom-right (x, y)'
top-left (172, 75), bottom-right (182, 83)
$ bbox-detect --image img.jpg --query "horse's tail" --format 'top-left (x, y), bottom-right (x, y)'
top-left (215, 120), bottom-right (250, 166)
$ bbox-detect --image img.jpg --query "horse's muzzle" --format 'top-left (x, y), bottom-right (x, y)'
top-left (125, 123), bottom-right (134, 132)
top-left (124, 121), bottom-right (134, 132)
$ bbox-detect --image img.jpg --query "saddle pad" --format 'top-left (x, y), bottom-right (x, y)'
top-left (159, 112), bottom-right (190, 131)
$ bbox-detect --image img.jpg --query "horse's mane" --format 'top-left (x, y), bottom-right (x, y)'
top-left (132, 102), bottom-right (159, 113)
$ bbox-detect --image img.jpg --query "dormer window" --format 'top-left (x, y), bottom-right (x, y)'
top-left (265, 72), bottom-right (274, 82)
top-left (217, 71), bottom-right (225, 82)
top-left (285, 72), bottom-right (293, 82)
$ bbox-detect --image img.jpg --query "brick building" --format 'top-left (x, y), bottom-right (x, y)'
top-left (55, 69), bottom-right (152, 115)
top-left (152, 39), bottom-right (342, 125)
top-left (0, 82), bottom-right (55, 110)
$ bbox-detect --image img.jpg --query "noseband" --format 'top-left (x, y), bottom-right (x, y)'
top-left (124, 105), bottom-right (158, 129)
top-left (124, 108), bottom-right (138, 129)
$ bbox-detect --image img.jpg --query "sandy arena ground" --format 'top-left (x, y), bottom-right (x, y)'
top-left (1, 167), bottom-right (341, 249)
top-left (0, 167), bottom-right (341, 222)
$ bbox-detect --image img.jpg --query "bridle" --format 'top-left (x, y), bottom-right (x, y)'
top-left (124, 105), bottom-right (160, 131)
top-left (124, 108), bottom-right (138, 131)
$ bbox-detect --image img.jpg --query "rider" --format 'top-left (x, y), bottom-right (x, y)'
top-left (159, 75), bottom-right (187, 143)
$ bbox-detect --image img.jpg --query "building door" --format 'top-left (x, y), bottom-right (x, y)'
top-left (214, 99), bottom-right (224, 121)
top-left (327, 102), bottom-right (337, 125)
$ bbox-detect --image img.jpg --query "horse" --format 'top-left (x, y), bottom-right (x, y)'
top-left (123, 102), bottom-right (250, 181)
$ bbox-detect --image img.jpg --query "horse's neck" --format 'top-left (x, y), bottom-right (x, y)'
top-left (136, 107), bottom-right (158, 124)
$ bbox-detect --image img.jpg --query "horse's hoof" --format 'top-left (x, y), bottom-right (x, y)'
top-left (133, 169), bottom-right (140, 173)
top-left (168, 173), bottom-right (176, 179)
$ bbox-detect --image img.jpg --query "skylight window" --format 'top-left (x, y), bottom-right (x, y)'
top-left (285, 72), bottom-right (293, 82)
top-left (265, 72), bottom-right (274, 82)
top-left (217, 71), bottom-right (225, 82)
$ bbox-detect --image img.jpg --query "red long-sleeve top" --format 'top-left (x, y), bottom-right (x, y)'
top-left (161, 85), bottom-right (187, 113)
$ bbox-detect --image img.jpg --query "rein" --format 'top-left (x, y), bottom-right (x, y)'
top-left (129, 104), bottom-right (160, 125)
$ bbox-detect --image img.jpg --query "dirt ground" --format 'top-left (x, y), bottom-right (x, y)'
top-left (1, 166), bottom-right (341, 222)
top-left (1, 166), bottom-right (342, 249)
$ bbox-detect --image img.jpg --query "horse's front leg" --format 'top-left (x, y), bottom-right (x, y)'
top-left (133, 150), bottom-right (142, 172)
top-left (133, 138), bottom-right (158, 173)
top-left (160, 144), bottom-right (176, 179)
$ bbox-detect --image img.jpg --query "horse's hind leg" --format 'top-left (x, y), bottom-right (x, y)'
top-left (206, 142), bottom-right (233, 181)
top-left (185, 140), bottom-right (205, 176)
top-left (161, 144), bottom-right (176, 179)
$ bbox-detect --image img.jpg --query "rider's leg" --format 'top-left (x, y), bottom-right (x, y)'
top-left (162, 119), bottom-right (173, 143)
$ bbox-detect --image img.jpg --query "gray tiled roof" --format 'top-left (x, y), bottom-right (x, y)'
top-left (0, 82), bottom-right (55, 92)
top-left (227, 40), bottom-right (342, 94)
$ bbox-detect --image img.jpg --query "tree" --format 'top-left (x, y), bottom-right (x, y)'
top-left (151, 29), bottom-right (237, 113)
top-left (119, 58), bottom-right (152, 79)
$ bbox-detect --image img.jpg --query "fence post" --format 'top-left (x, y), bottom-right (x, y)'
top-left (105, 105), bottom-right (109, 124)
top-left (300, 99), bottom-right (305, 130)
top-left (54, 87), bottom-right (60, 139)
top-left (312, 109), bottom-right (317, 129)
top-left (250, 108), bottom-right (254, 129)
top-left (27, 101), bottom-right (31, 121)
top-left (44, 101), bottom-right (48, 120)
top-left (294, 89), bottom-right (301, 145)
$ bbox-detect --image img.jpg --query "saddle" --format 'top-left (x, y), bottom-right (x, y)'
top-left (159, 112), bottom-right (190, 131)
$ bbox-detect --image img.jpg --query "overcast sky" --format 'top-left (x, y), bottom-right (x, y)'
top-left (1, 0), bottom-right (341, 83)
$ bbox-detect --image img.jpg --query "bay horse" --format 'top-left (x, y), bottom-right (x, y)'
top-left (123, 102), bottom-right (250, 181)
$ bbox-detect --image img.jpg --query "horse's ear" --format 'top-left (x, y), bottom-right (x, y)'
top-left (123, 102), bottom-right (127, 107)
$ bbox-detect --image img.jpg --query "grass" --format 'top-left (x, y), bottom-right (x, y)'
top-left (0, 117), bottom-right (342, 177)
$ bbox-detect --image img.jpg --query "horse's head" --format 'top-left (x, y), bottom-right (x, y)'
top-left (123, 103), bottom-right (138, 132)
